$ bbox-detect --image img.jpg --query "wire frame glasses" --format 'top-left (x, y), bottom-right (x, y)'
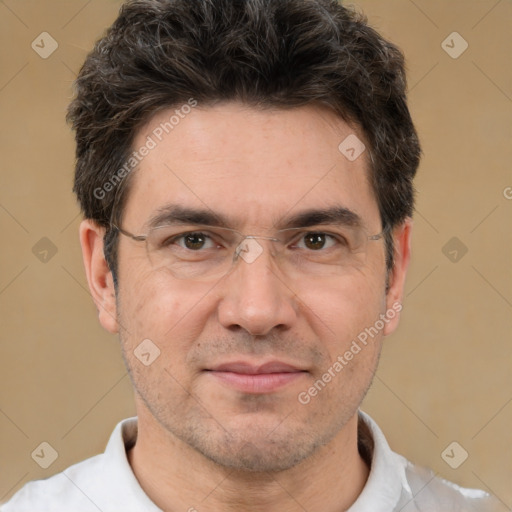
top-left (113, 222), bottom-right (386, 281)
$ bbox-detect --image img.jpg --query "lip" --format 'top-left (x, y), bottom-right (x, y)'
top-left (210, 361), bottom-right (304, 374)
top-left (205, 360), bottom-right (307, 394)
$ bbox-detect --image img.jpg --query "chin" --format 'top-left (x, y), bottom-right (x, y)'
top-left (179, 414), bottom-right (339, 474)
top-left (200, 435), bottom-right (318, 473)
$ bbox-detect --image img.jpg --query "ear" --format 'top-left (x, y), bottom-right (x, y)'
top-left (79, 219), bottom-right (119, 334)
top-left (383, 217), bottom-right (413, 336)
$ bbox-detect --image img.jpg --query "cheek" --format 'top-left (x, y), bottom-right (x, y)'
top-left (294, 270), bottom-right (387, 395)
top-left (117, 275), bottom-right (213, 402)
top-left (117, 269), bottom-right (213, 354)
top-left (298, 271), bottom-right (386, 341)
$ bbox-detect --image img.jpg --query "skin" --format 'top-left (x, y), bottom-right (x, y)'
top-left (80, 103), bottom-right (412, 512)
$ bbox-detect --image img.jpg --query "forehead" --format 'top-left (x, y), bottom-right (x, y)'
top-left (123, 103), bottom-right (380, 230)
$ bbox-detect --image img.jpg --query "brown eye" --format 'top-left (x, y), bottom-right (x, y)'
top-left (303, 233), bottom-right (327, 250)
top-left (182, 233), bottom-right (209, 250)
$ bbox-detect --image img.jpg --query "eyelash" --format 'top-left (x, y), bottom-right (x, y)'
top-left (165, 231), bottom-right (346, 250)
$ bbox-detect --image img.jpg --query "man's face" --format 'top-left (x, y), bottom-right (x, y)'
top-left (112, 103), bottom-right (400, 472)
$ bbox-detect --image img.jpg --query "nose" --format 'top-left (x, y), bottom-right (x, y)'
top-left (216, 238), bottom-right (298, 336)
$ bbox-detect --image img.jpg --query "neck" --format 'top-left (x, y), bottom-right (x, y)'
top-left (128, 406), bottom-right (370, 512)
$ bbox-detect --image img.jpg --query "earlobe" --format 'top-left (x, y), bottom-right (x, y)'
top-left (79, 219), bottom-right (119, 334)
top-left (383, 218), bottom-right (413, 336)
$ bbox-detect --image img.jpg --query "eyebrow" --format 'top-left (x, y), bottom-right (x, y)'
top-left (279, 207), bottom-right (363, 230)
top-left (145, 205), bottom-right (363, 231)
top-left (146, 206), bottom-right (230, 230)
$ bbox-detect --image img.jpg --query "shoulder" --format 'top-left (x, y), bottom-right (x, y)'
top-left (397, 454), bottom-right (503, 512)
top-left (0, 417), bottom-right (158, 512)
top-left (0, 454), bottom-right (105, 512)
top-left (357, 411), bottom-right (503, 512)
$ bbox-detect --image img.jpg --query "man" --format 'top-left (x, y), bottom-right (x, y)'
top-left (1, 0), bottom-right (503, 510)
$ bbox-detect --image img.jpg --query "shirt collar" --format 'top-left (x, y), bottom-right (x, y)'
top-left (106, 411), bottom-right (408, 512)
top-left (99, 417), bottom-right (162, 511)
top-left (348, 410), bottom-right (411, 511)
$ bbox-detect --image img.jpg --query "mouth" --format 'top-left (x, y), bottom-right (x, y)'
top-left (204, 360), bottom-right (308, 394)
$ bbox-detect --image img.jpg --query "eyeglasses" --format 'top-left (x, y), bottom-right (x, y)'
top-left (113, 223), bottom-right (386, 281)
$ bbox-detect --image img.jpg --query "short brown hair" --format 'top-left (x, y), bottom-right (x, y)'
top-left (67, 0), bottom-right (421, 281)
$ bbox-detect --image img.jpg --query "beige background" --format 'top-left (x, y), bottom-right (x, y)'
top-left (1, 0), bottom-right (511, 507)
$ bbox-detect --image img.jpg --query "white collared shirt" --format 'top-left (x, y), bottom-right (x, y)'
top-left (1, 411), bottom-right (502, 512)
